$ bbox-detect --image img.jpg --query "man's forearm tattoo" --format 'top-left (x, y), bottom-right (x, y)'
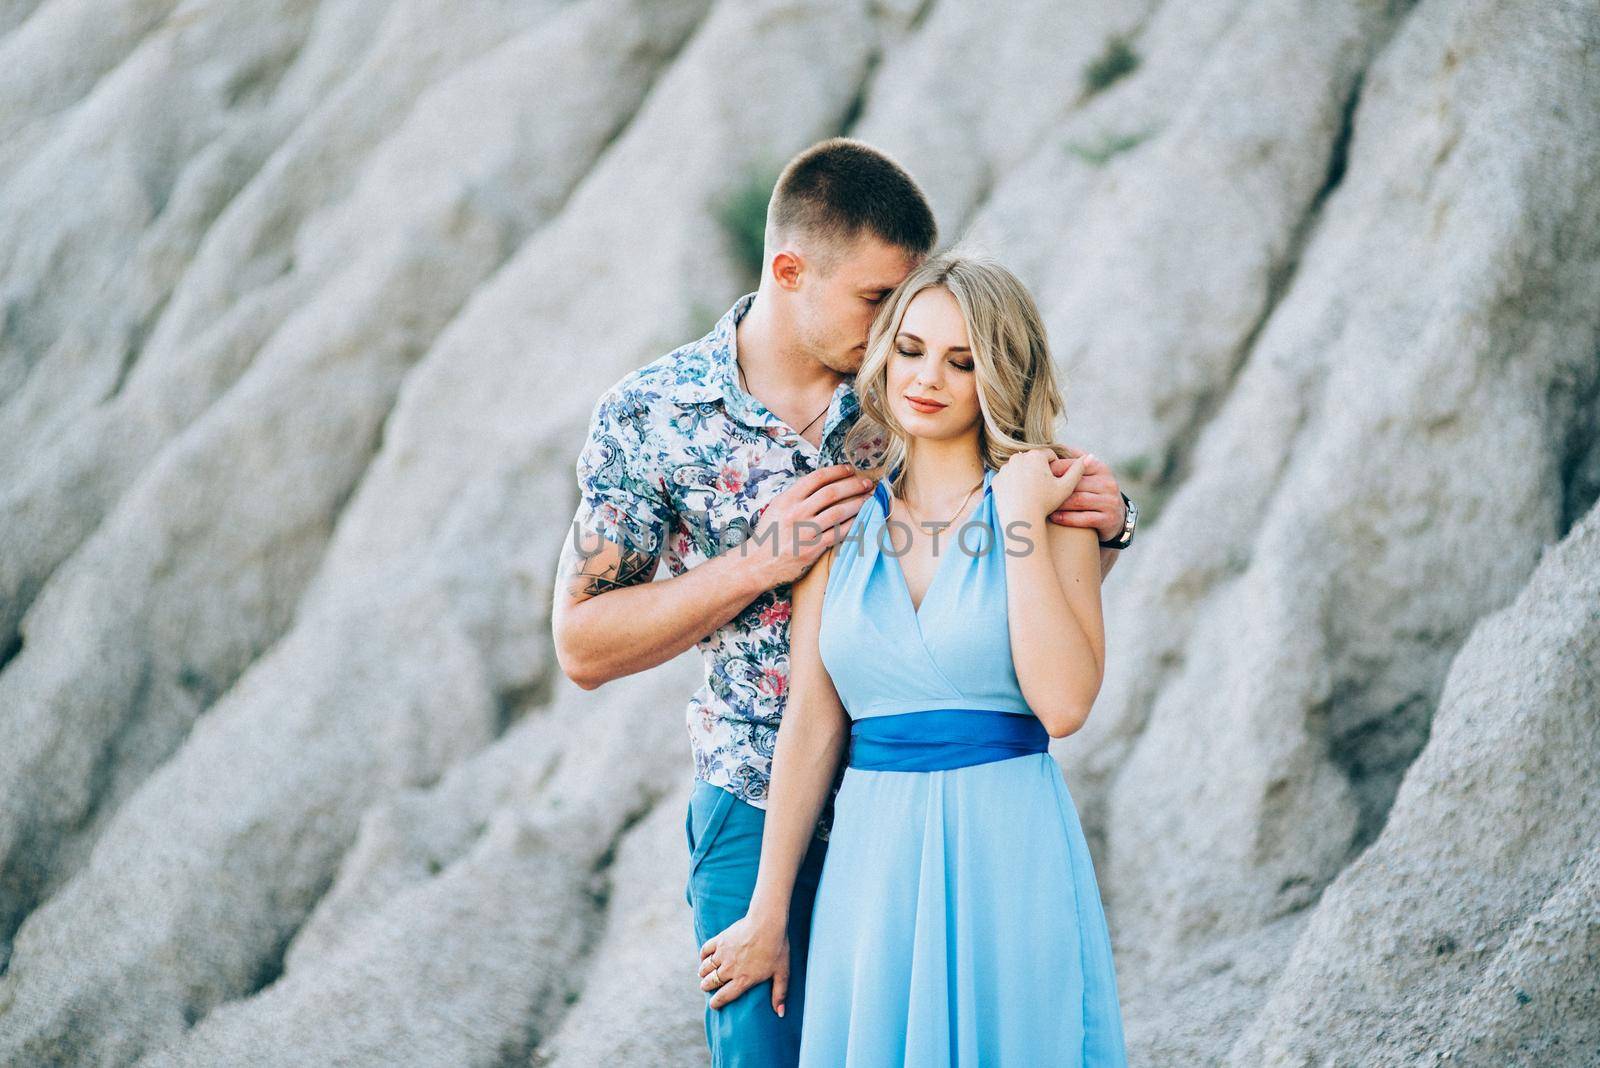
top-left (561, 527), bottom-right (658, 597)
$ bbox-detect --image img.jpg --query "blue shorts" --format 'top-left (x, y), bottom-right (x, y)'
top-left (685, 778), bottom-right (828, 1068)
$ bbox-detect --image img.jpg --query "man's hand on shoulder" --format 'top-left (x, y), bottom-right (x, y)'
top-left (738, 464), bottom-right (875, 590)
top-left (1045, 449), bottom-right (1126, 543)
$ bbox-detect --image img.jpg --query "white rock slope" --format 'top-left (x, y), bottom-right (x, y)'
top-left (1, 0), bottom-right (1596, 1064)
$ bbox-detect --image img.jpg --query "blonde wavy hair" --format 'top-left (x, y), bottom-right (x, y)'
top-left (841, 249), bottom-right (1069, 498)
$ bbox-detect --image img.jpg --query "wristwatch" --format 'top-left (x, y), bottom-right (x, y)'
top-left (1098, 492), bottom-right (1137, 550)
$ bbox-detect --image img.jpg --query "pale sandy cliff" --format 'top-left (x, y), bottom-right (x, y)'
top-left (0, 0), bottom-right (1596, 1064)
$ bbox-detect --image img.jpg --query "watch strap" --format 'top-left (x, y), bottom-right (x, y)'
top-left (1099, 492), bottom-right (1136, 549)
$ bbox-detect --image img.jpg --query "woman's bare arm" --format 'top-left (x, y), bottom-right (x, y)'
top-left (1002, 517), bottom-right (1106, 737)
top-left (748, 546), bottom-right (850, 925)
top-left (697, 545), bottom-right (851, 1014)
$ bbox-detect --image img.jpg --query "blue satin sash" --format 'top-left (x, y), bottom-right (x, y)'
top-left (848, 708), bottom-right (1049, 772)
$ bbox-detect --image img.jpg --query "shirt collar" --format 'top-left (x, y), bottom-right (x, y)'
top-left (676, 292), bottom-right (754, 405)
top-left (685, 291), bottom-right (862, 458)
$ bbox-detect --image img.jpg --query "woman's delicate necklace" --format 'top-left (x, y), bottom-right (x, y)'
top-left (896, 472), bottom-right (985, 531)
top-left (737, 356), bottom-right (830, 438)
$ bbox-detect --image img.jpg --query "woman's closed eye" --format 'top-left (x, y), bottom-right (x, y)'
top-left (898, 346), bottom-right (973, 373)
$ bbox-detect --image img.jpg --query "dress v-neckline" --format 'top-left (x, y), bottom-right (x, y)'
top-left (877, 468), bottom-right (993, 625)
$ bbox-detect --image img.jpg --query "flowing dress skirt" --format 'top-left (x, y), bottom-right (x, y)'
top-left (797, 751), bottom-right (1129, 1066)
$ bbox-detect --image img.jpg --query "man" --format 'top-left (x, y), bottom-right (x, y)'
top-left (552, 138), bottom-right (1137, 1066)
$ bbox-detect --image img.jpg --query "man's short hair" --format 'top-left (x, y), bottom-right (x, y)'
top-left (767, 138), bottom-right (937, 264)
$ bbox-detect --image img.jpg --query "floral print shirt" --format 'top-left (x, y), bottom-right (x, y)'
top-left (573, 292), bottom-right (886, 841)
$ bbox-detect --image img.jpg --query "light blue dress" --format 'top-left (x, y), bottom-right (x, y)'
top-left (801, 465), bottom-right (1130, 1066)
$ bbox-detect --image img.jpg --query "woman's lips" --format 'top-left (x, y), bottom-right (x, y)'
top-left (905, 396), bottom-right (946, 413)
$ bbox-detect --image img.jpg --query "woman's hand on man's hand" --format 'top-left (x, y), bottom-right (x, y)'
top-left (1045, 449), bottom-right (1126, 542)
top-left (994, 447), bottom-right (1086, 527)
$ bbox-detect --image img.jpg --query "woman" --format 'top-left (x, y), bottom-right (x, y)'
top-left (702, 250), bottom-right (1129, 1065)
